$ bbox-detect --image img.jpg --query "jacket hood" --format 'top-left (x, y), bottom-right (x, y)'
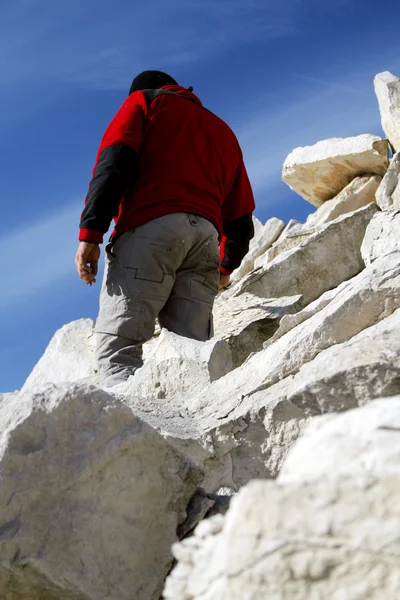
top-left (160, 84), bottom-right (203, 106)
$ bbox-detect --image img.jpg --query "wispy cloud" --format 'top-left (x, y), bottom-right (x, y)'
top-left (235, 67), bottom-right (386, 200)
top-left (0, 202), bottom-right (90, 309)
top-left (0, 0), bottom-right (302, 98)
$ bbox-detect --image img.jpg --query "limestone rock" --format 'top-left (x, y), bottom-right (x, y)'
top-left (255, 219), bottom-right (304, 268)
top-left (143, 250), bottom-right (400, 492)
top-left (121, 377), bottom-right (308, 493)
top-left (376, 151), bottom-right (400, 210)
top-left (306, 175), bottom-right (381, 227)
top-left (164, 476), bottom-right (400, 600)
top-left (138, 294), bottom-right (302, 387)
top-left (286, 308), bottom-right (400, 415)
top-left (264, 279), bottom-right (351, 347)
top-left (361, 210), bottom-right (400, 265)
top-left (374, 71), bottom-right (400, 151)
top-left (0, 392), bottom-right (29, 458)
top-left (228, 203), bottom-right (378, 306)
top-left (264, 226), bottom-right (314, 264)
top-left (212, 293), bottom-right (302, 368)
top-left (282, 134), bottom-right (388, 206)
top-left (232, 217), bottom-right (285, 280)
top-left (22, 319), bottom-right (97, 392)
top-left (195, 251), bottom-right (400, 414)
top-left (124, 329), bottom-right (233, 400)
top-left (280, 396), bottom-right (400, 484)
top-left (0, 384), bottom-right (201, 600)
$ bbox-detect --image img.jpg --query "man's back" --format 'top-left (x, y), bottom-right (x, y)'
top-left (96, 84), bottom-right (251, 239)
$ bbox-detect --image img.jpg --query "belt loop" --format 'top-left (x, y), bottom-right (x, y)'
top-left (187, 213), bottom-right (199, 227)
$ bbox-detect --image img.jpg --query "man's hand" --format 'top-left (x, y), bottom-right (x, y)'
top-left (75, 242), bottom-right (100, 286)
top-left (219, 273), bottom-right (231, 293)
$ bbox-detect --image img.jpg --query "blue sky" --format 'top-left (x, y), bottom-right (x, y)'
top-left (1, 0), bottom-right (399, 392)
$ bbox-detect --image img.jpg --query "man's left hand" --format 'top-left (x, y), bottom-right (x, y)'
top-left (219, 273), bottom-right (231, 293)
top-left (75, 242), bottom-right (100, 286)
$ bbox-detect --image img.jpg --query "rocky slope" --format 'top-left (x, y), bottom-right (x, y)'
top-left (1, 70), bottom-right (400, 600)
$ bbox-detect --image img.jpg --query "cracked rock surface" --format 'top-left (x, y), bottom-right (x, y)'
top-left (228, 203), bottom-right (378, 305)
top-left (282, 134), bottom-right (388, 206)
top-left (164, 475), bottom-right (400, 600)
top-left (280, 396), bottom-right (400, 483)
top-left (0, 385), bottom-right (201, 600)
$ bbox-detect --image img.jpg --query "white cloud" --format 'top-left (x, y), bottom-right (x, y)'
top-left (0, 203), bottom-right (94, 309)
top-left (0, 0), bottom-right (302, 97)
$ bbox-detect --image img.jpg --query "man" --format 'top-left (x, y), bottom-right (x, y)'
top-left (75, 70), bottom-right (255, 387)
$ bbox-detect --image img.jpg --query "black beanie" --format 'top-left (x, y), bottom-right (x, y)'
top-left (129, 70), bottom-right (178, 95)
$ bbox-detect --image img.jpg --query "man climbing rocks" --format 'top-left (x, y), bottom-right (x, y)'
top-left (75, 70), bottom-right (255, 387)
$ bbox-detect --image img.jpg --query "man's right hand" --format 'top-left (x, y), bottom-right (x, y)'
top-left (219, 273), bottom-right (231, 293)
top-left (75, 242), bottom-right (100, 286)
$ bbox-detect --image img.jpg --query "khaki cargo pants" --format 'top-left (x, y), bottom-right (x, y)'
top-left (95, 213), bottom-right (220, 387)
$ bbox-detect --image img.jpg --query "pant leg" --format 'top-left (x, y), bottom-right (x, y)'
top-left (95, 215), bottom-right (189, 386)
top-left (158, 214), bottom-right (220, 341)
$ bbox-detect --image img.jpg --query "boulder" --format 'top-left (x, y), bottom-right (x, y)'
top-left (195, 250), bottom-right (400, 415)
top-left (374, 71), bottom-right (400, 151)
top-left (0, 384), bottom-right (201, 600)
top-left (164, 476), bottom-right (400, 600)
top-left (305, 175), bottom-right (381, 226)
top-left (232, 217), bottom-right (285, 280)
top-left (0, 392), bottom-right (28, 456)
top-left (376, 151), bottom-right (400, 210)
top-left (228, 203), bottom-right (378, 306)
top-left (280, 396), bottom-right (400, 484)
top-left (361, 210), bottom-right (400, 265)
top-left (286, 308), bottom-right (400, 415)
top-left (269, 176), bottom-right (380, 265)
top-left (21, 319), bottom-right (97, 392)
top-left (120, 377), bottom-right (308, 493)
top-left (122, 329), bottom-right (233, 400)
top-left (140, 250), bottom-right (400, 492)
top-left (212, 293), bottom-right (302, 368)
top-left (282, 134), bottom-right (388, 207)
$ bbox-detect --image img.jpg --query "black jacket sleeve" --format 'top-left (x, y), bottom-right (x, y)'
top-left (80, 145), bottom-right (138, 237)
top-left (220, 212), bottom-right (254, 273)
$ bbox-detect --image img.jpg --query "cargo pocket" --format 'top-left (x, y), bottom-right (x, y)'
top-left (95, 297), bottom-right (144, 341)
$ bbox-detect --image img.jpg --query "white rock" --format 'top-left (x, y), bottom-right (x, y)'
top-left (306, 175), bottom-right (381, 227)
top-left (264, 279), bottom-right (351, 347)
top-left (0, 391), bottom-right (28, 458)
top-left (194, 251), bottom-right (400, 414)
top-left (124, 329), bottom-right (233, 400)
top-left (121, 376), bottom-right (308, 493)
top-left (21, 319), bottom-right (97, 392)
top-left (0, 384), bottom-right (201, 600)
top-left (282, 134), bottom-right (388, 206)
top-left (165, 476), bottom-right (400, 600)
top-left (286, 308), bottom-right (400, 415)
top-left (255, 219), bottom-right (303, 268)
top-left (229, 203), bottom-right (378, 305)
top-left (145, 251), bottom-right (400, 492)
top-left (376, 151), bottom-right (400, 210)
top-left (231, 217), bottom-right (285, 280)
top-left (280, 396), bottom-right (400, 484)
top-left (212, 293), bottom-right (302, 368)
top-left (253, 252), bottom-right (266, 271)
top-left (374, 71), bottom-right (400, 151)
top-left (361, 210), bottom-right (400, 265)
top-left (264, 226), bottom-right (315, 264)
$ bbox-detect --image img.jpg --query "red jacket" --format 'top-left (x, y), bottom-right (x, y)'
top-left (79, 85), bottom-right (255, 273)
